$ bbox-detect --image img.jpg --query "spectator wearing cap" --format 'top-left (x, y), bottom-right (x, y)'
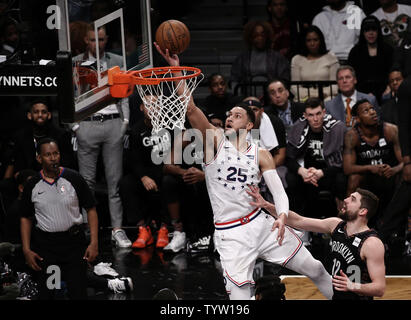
top-left (242, 97), bottom-right (288, 195)
top-left (343, 99), bottom-right (403, 227)
top-left (286, 98), bottom-right (346, 222)
top-left (207, 113), bottom-right (225, 129)
top-left (264, 79), bottom-right (305, 136)
top-left (347, 16), bottom-right (394, 104)
top-left (242, 97), bottom-right (286, 167)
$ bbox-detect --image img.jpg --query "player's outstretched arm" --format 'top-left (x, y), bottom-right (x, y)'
top-left (247, 184), bottom-right (340, 234)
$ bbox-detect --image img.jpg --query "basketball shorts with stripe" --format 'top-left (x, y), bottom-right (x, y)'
top-left (213, 212), bottom-right (302, 288)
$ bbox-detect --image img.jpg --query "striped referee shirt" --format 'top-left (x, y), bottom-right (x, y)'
top-left (21, 168), bottom-right (96, 232)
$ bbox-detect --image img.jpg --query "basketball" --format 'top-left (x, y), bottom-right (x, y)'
top-left (155, 20), bottom-right (190, 55)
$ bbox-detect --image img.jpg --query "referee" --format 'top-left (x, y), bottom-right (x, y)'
top-left (20, 138), bottom-right (98, 299)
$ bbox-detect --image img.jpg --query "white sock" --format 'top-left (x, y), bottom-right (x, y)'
top-left (225, 277), bottom-right (253, 300)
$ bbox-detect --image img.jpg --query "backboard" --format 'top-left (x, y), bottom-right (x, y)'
top-left (57, 0), bottom-right (153, 123)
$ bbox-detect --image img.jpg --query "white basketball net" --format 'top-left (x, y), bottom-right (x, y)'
top-left (135, 68), bottom-right (204, 134)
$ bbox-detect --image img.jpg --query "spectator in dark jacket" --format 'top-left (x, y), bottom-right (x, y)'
top-left (381, 68), bottom-right (404, 125)
top-left (231, 20), bottom-right (290, 90)
top-left (119, 99), bottom-right (171, 249)
top-left (12, 98), bottom-right (76, 173)
top-left (264, 78), bottom-right (305, 135)
top-left (348, 16), bottom-right (394, 104)
top-left (286, 98), bottom-right (347, 219)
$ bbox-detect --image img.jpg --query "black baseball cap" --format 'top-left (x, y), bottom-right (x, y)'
top-left (241, 99), bottom-right (263, 109)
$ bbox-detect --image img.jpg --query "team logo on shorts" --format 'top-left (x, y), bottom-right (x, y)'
top-left (241, 217), bottom-right (250, 224)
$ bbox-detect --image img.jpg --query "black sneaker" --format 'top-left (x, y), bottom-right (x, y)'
top-left (186, 235), bottom-right (211, 253)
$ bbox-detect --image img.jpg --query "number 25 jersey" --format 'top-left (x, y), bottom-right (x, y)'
top-left (203, 139), bottom-right (261, 224)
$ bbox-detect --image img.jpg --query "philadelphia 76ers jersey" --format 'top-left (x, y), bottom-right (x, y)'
top-left (203, 138), bottom-right (261, 224)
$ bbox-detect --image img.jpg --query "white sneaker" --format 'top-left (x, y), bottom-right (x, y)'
top-left (164, 231), bottom-right (186, 253)
top-left (107, 277), bottom-right (133, 293)
top-left (93, 262), bottom-right (119, 277)
top-left (111, 229), bottom-right (132, 248)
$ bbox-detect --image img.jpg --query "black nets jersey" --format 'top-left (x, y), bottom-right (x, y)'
top-left (354, 123), bottom-right (398, 167)
top-left (330, 221), bottom-right (380, 300)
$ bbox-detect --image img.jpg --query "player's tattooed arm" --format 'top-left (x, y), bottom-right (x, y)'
top-left (343, 129), bottom-right (380, 175)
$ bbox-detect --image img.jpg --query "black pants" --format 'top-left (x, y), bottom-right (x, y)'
top-left (119, 174), bottom-right (165, 226)
top-left (354, 173), bottom-right (399, 228)
top-left (162, 174), bottom-right (214, 239)
top-left (286, 170), bottom-right (346, 218)
top-left (377, 181), bottom-right (411, 242)
top-left (32, 227), bottom-right (88, 300)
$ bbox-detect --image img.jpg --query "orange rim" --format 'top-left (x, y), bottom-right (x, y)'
top-left (129, 66), bottom-right (202, 85)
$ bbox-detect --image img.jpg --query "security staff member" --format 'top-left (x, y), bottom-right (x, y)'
top-left (20, 138), bottom-right (98, 300)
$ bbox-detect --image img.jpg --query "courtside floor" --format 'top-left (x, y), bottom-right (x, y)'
top-left (91, 228), bottom-right (411, 300)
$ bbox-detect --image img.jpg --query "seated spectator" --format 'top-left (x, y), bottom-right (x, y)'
top-left (0, 17), bottom-right (19, 57)
top-left (325, 65), bottom-right (380, 128)
top-left (343, 99), bottom-right (403, 227)
top-left (372, 0), bottom-right (411, 47)
top-left (199, 73), bottom-right (243, 122)
top-left (162, 129), bottom-right (214, 254)
top-left (266, 0), bottom-right (299, 61)
top-left (231, 20), bottom-right (290, 92)
top-left (291, 25), bottom-right (340, 101)
top-left (242, 97), bottom-right (286, 167)
top-left (12, 98), bottom-right (76, 173)
top-left (119, 99), bottom-right (171, 250)
top-left (381, 68), bottom-right (404, 124)
top-left (243, 97), bottom-right (288, 193)
top-left (286, 98), bottom-right (346, 221)
top-left (392, 20), bottom-right (411, 77)
top-left (377, 72), bottom-right (411, 255)
top-left (348, 16), bottom-right (394, 104)
top-left (312, 0), bottom-right (365, 63)
top-left (264, 79), bottom-right (305, 135)
top-left (254, 275), bottom-right (286, 300)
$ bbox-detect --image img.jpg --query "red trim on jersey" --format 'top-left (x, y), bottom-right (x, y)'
top-left (215, 208), bottom-right (260, 226)
top-left (225, 271), bottom-right (256, 287)
top-left (281, 226), bottom-right (303, 266)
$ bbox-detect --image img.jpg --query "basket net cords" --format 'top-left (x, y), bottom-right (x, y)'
top-left (135, 68), bottom-right (204, 134)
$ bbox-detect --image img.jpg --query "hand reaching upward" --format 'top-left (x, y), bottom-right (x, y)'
top-left (154, 42), bottom-right (180, 67)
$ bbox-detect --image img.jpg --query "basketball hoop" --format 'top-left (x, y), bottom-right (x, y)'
top-left (108, 66), bottom-right (203, 133)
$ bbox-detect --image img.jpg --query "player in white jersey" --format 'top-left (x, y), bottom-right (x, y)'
top-left (155, 43), bottom-right (334, 300)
